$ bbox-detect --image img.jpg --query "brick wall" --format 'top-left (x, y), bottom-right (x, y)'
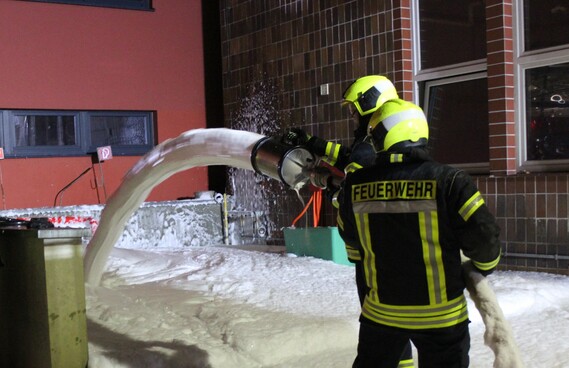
top-left (486, 0), bottom-right (516, 174)
top-left (220, 0), bottom-right (407, 239)
top-left (219, 0), bottom-right (569, 275)
top-left (478, 174), bottom-right (569, 275)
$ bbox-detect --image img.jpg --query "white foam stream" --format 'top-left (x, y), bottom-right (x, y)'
top-left (83, 127), bottom-right (523, 367)
top-left (83, 128), bottom-right (264, 285)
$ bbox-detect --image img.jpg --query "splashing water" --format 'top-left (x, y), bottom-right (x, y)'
top-left (83, 128), bottom-right (264, 285)
top-left (228, 79), bottom-right (284, 242)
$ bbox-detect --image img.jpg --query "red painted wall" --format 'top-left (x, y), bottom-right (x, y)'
top-left (0, 0), bottom-right (208, 209)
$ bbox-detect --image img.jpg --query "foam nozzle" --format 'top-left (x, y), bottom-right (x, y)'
top-left (251, 136), bottom-right (316, 190)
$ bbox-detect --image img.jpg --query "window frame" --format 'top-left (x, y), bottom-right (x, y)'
top-left (412, 0), bottom-right (489, 173)
top-left (23, 0), bottom-right (153, 11)
top-left (422, 71), bottom-right (490, 174)
top-left (3, 110), bottom-right (83, 157)
top-left (514, 0), bottom-right (569, 172)
top-left (0, 109), bottom-right (155, 158)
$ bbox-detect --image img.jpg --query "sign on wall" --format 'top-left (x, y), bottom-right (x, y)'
top-left (96, 146), bottom-right (113, 162)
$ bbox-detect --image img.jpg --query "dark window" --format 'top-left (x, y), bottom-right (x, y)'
top-left (13, 113), bottom-right (77, 147)
top-left (424, 76), bottom-right (489, 165)
top-left (0, 110), bottom-right (155, 158)
top-left (418, 0), bottom-right (486, 70)
top-left (23, 0), bottom-right (153, 11)
top-left (526, 63), bottom-right (569, 160)
top-left (87, 112), bottom-right (153, 155)
top-left (524, 0), bottom-right (569, 51)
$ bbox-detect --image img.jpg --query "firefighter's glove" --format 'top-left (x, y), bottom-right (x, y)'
top-left (281, 128), bottom-right (311, 147)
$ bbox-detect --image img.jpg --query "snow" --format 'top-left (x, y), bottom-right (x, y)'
top-left (86, 245), bottom-right (569, 368)
top-left (5, 121), bottom-right (564, 366)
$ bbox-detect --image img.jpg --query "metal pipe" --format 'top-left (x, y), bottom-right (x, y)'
top-left (223, 193), bottom-right (229, 245)
top-left (503, 252), bottom-right (569, 261)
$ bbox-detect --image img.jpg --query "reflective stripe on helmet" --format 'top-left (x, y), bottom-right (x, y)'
top-left (374, 79), bottom-right (397, 95)
top-left (367, 99), bottom-right (429, 151)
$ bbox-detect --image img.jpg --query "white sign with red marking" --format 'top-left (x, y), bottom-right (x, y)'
top-left (97, 146), bottom-right (113, 162)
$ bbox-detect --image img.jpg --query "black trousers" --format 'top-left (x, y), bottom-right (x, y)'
top-left (352, 319), bottom-right (470, 368)
top-left (354, 263), bottom-right (414, 365)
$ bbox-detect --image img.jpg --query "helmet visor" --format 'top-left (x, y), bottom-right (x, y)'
top-left (357, 86), bottom-right (381, 115)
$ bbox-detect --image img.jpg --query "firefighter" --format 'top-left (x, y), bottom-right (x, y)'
top-left (282, 75), bottom-right (414, 367)
top-left (283, 75), bottom-right (399, 173)
top-left (336, 99), bottom-right (502, 367)
top-left (282, 76), bottom-right (401, 274)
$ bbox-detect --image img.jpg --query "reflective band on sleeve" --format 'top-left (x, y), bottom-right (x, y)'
top-left (336, 213), bottom-right (344, 229)
top-left (344, 162), bottom-right (363, 174)
top-left (473, 253), bottom-right (501, 271)
top-left (459, 192), bottom-right (485, 221)
top-left (390, 153), bottom-right (403, 163)
top-left (324, 142), bottom-right (341, 166)
top-left (397, 359), bottom-right (415, 368)
top-left (345, 244), bottom-right (361, 261)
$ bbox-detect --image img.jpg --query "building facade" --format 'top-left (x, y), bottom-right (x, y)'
top-left (0, 0), bottom-right (209, 208)
top-left (220, 0), bottom-right (569, 274)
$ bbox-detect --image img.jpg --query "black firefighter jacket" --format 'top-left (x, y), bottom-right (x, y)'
top-left (337, 148), bottom-right (501, 330)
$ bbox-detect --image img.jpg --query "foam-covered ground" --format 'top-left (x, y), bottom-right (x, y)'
top-left (86, 246), bottom-right (569, 368)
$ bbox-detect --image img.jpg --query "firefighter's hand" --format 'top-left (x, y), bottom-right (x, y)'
top-left (281, 128), bottom-right (311, 146)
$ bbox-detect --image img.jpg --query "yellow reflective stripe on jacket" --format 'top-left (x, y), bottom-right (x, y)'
top-left (355, 212), bottom-right (378, 300)
top-left (354, 200), bottom-right (436, 214)
top-left (361, 294), bottom-right (469, 329)
top-left (419, 210), bottom-right (447, 304)
top-left (459, 191), bottom-right (484, 221)
top-left (381, 109), bottom-right (427, 131)
top-left (349, 177), bottom-right (470, 329)
top-left (398, 359), bottom-right (414, 368)
top-left (473, 252), bottom-right (501, 271)
top-left (323, 142), bottom-right (341, 166)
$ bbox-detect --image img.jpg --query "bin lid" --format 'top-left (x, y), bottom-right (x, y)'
top-left (0, 217), bottom-right (54, 229)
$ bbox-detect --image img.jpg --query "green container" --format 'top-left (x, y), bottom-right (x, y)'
top-left (283, 226), bottom-right (352, 266)
top-left (0, 227), bottom-right (90, 368)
